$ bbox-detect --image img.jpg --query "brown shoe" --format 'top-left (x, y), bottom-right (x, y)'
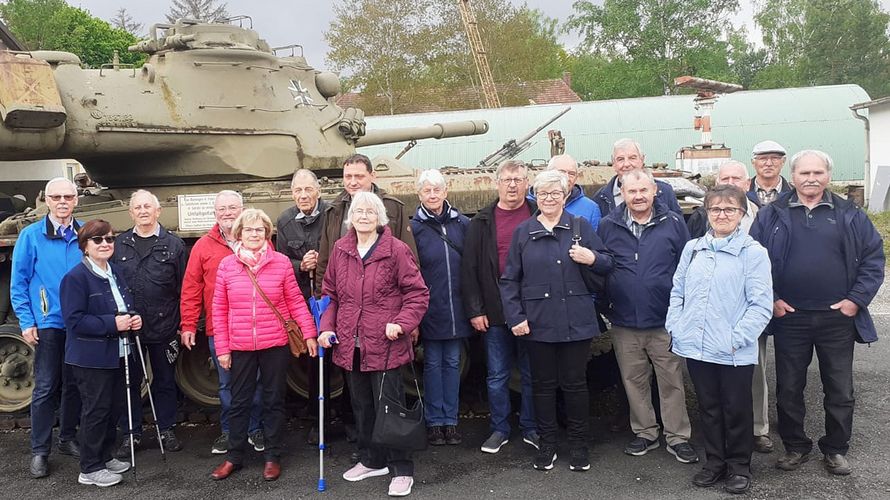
top-left (210, 460), bottom-right (241, 480)
top-left (263, 461), bottom-right (281, 481)
top-left (776, 451), bottom-right (810, 471)
top-left (753, 435), bottom-right (774, 454)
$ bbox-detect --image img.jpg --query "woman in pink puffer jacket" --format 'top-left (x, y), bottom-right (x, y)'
top-left (210, 208), bottom-right (317, 483)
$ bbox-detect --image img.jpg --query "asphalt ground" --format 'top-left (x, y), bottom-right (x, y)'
top-left (1, 291), bottom-right (889, 499)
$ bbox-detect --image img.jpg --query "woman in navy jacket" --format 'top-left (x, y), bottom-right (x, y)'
top-left (500, 170), bottom-right (612, 472)
top-left (410, 169), bottom-right (474, 446)
top-left (60, 219), bottom-right (142, 488)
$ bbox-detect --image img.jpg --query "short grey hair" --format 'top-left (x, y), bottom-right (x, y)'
top-left (291, 168), bottom-right (319, 188)
top-left (619, 168), bottom-right (656, 188)
top-left (790, 149), bottom-right (833, 173)
top-left (215, 189), bottom-right (243, 205)
top-left (717, 160), bottom-right (749, 179)
top-left (232, 208), bottom-right (273, 240)
top-left (533, 170), bottom-right (568, 195)
top-left (612, 138), bottom-right (644, 159)
top-left (44, 177), bottom-right (77, 195)
top-left (416, 169), bottom-right (447, 191)
top-left (547, 154), bottom-right (577, 171)
top-left (495, 159), bottom-right (527, 180)
top-left (345, 191), bottom-right (389, 229)
top-left (129, 189), bottom-right (160, 208)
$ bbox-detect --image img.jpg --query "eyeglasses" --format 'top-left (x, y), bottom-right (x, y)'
top-left (242, 227), bottom-right (266, 235)
top-left (89, 235), bottom-right (116, 244)
top-left (754, 155), bottom-right (784, 163)
top-left (707, 207), bottom-right (744, 216)
top-left (292, 187), bottom-right (317, 195)
top-left (537, 191), bottom-right (565, 200)
top-left (47, 194), bottom-right (76, 202)
top-left (353, 209), bottom-right (377, 217)
top-left (215, 205), bottom-right (242, 214)
top-left (498, 177), bottom-right (526, 186)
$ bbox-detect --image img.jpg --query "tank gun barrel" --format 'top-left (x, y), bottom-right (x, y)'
top-left (355, 120), bottom-right (489, 148)
top-left (478, 107), bottom-right (571, 168)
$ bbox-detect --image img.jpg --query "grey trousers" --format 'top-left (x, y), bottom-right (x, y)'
top-left (611, 326), bottom-right (691, 445)
top-left (753, 334), bottom-right (770, 437)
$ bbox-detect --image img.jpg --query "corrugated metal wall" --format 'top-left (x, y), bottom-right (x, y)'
top-left (360, 84), bottom-right (870, 182)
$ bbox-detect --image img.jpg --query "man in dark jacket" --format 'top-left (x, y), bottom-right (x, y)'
top-left (461, 160), bottom-right (539, 454)
top-left (593, 138), bottom-right (682, 217)
top-left (748, 140), bottom-right (793, 207)
top-left (597, 169), bottom-right (697, 464)
top-left (751, 150), bottom-right (884, 476)
top-left (112, 190), bottom-right (187, 456)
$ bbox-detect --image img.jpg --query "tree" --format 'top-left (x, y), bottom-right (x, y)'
top-left (566, 0), bottom-right (741, 95)
top-left (111, 7), bottom-right (143, 36)
top-left (0, 0), bottom-right (143, 67)
top-left (166, 0), bottom-right (229, 23)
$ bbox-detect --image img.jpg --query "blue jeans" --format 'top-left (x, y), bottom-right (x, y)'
top-left (208, 336), bottom-right (263, 434)
top-left (31, 328), bottom-right (81, 455)
top-left (484, 325), bottom-right (535, 436)
top-left (422, 339), bottom-right (463, 426)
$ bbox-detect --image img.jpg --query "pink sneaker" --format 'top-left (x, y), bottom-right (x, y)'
top-left (388, 476), bottom-right (414, 497)
top-left (342, 462), bottom-right (389, 482)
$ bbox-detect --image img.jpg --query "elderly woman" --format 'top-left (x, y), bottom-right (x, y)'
top-left (318, 191), bottom-right (429, 497)
top-left (499, 170), bottom-right (612, 472)
top-left (409, 169), bottom-right (474, 446)
top-left (210, 208), bottom-right (318, 482)
top-left (666, 185), bottom-right (773, 495)
top-left (60, 219), bottom-right (141, 487)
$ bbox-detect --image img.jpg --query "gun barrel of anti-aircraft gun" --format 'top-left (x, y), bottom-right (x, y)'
top-left (512, 107), bottom-right (572, 146)
top-left (477, 106), bottom-right (572, 168)
top-left (354, 120), bottom-right (489, 148)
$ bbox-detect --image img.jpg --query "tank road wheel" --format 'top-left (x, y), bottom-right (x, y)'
top-left (175, 336), bottom-right (220, 407)
top-left (402, 342), bottom-right (469, 398)
top-left (0, 324), bottom-right (36, 413)
top-left (286, 356), bottom-right (345, 399)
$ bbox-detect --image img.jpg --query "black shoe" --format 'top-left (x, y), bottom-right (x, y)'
top-left (428, 426), bottom-right (446, 446)
top-left (692, 468), bottom-right (723, 487)
top-left (667, 442), bottom-right (700, 464)
top-left (160, 429), bottom-right (183, 452)
top-left (57, 440), bottom-right (80, 458)
top-left (116, 435), bottom-right (141, 459)
top-left (444, 425), bottom-right (462, 446)
top-left (776, 450), bottom-right (810, 471)
top-left (533, 445), bottom-right (557, 471)
top-left (823, 453), bottom-right (852, 475)
top-left (723, 474), bottom-right (751, 494)
top-left (350, 450), bottom-right (361, 464)
top-left (29, 455), bottom-right (48, 478)
top-left (569, 447), bottom-right (590, 471)
top-left (624, 437), bottom-right (659, 456)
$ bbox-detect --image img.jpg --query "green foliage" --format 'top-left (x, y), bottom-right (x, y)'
top-left (0, 0), bottom-right (144, 67)
top-left (867, 210), bottom-right (890, 257)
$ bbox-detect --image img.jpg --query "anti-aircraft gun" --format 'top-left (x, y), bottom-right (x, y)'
top-left (0, 17), bottom-right (489, 413)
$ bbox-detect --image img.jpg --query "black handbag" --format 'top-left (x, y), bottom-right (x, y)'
top-left (371, 346), bottom-right (427, 451)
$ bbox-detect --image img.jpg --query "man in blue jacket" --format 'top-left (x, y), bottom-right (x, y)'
top-left (529, 154), bottom-right (602, 230)
top-left (597, 169), bottom-right (697, 464)
top-left (593, 138), bottom-right (682, 217)
top-left (751, 150), bottom-right (884, 476)
top-left (10, 177), bottom-right (83, 478)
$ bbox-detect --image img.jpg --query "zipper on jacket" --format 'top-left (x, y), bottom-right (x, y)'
top-left (442, 225), bottom-right (457, 337)
top-left (252, 281), bottom-right (258, 350)
top-left (39, 287), bottom-right (49, 317)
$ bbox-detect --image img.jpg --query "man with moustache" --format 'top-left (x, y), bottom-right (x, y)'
top-left (751, 150), bottom-right (884, 476)
top-left (593, 138), bottom-right (682, 217)
top-left (11, 177), bottom-right (83, 478)
top-left (462, 159), bottom-right (539, 454)
top-left (180, 190), bottom-right (265, 455)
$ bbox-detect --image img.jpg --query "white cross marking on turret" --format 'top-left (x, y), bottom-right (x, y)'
top-left (288, 80), bottom-right (313, 106)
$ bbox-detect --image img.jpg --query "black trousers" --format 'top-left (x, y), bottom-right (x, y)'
top-left (347, 349), bottom-right (413, 476)
top-left (687, 358), bottom-right (754, 478)
top-left (773, 310), bottom-right (856, 455)
top-left (120, 340), bottom-right (179, 434)
top-left (228, 346), bottom-right (290, 464)
top-left (71, 364), bottom-right (124, 474)
top-left (527, 339), bottom-right (591, 449)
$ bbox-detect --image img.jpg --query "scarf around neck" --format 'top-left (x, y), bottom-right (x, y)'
top-left (235, 240), bottom-right (268, 272)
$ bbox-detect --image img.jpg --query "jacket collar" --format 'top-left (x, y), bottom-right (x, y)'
top-left (527, 211), bottom-right (572, 237)
top-left (335, 225), bottom-right (394, 264)
top-left (43, 216), bottom-right (82, 239)
top-left (415, 200), bottom-right (459, 223)
top-left (692, 228), bottom-right (753, 256)
top-left (333, 184), bottom-right (387, 207)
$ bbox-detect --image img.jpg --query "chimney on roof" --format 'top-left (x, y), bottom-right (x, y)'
top-left (562, 71), bottom-right (572, 88)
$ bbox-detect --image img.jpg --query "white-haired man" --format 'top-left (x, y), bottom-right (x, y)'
top-left (593, 139), bottom-right (682, 217)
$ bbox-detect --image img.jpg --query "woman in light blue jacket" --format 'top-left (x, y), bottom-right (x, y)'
top-left (666, 185), bottom-right (772, 495)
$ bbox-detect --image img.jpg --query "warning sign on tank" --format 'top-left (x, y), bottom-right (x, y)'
top-left (178, 194), bottom-right (217, 231)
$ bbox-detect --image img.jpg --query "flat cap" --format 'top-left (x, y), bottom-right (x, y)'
top-left (752, 140), bottom-right (787, 156)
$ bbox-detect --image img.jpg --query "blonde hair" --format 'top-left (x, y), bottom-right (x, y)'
top-left (232, 208), bottom-right (273, 239)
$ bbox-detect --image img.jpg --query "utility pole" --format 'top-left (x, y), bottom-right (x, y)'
top-left (458, 0), bottom-right (500, 109)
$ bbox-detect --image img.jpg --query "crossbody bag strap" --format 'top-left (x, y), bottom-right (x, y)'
top-left (245, 267), bottom-right (286, 325)
top-left (377, 341), bottom-right (422, 406)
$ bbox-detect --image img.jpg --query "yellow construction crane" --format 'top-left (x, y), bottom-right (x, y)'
top-left (458, 0), bottom-right (501, 108)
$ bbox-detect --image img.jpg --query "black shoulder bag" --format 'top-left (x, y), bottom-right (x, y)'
top-left (370, 344), bottom-right (427, 451)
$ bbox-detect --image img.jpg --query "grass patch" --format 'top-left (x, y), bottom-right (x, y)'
top-left (868, 211), bottom-right (890, 256)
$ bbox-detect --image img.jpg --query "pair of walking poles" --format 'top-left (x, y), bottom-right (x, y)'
top-left (121, 311), bottom-right (166, 482)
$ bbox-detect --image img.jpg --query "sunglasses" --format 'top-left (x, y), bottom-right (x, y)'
top-left (89, 235), bottom-right (116, 244)
top-left (47, 194), bottom-right (76, 202)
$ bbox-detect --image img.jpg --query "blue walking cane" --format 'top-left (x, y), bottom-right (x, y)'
top-left (309, 274), bottom-right (332, 492)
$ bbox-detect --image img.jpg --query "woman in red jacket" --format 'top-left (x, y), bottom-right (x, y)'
top-left (318, 191), bottom-right (429, 497)
top-left (209, 208), bottom-right (318, 482)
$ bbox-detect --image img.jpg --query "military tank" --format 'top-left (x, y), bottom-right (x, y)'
top-left (0, 17), bottom-right (490, 413)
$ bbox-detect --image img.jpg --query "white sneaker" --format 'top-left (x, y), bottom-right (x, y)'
top-left (78, 469), bottom-right (122, 487)
top-left (105, 458), bottom-right (131, 474)
top-left (388, 476), bottom-right (414, 497)
top-left (342, 462), bottom-right (390, 482)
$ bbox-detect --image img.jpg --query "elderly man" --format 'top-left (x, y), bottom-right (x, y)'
top-left (752, 150), bottom-right (884, 476)
top-left (112, 190), bottom-right (187, 456)
top-left (11, 177), bottom-right (83, 477)
top-left (462, 160), bottom-right (538, 454)
top-left (316, 154), bottom-right (416, 292)
top-left (534, 154), bottom-right (602, 229)
top-left (749, 140), bottom-right (793, 207)
top-left (180, 190), bottom-right (265, 455)
top-left (593, 138), bottom-right (682, 217)
top-left (596, 169), bottom-right (697, 464)
top-left (688, 161), bottom-right (760, 237)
